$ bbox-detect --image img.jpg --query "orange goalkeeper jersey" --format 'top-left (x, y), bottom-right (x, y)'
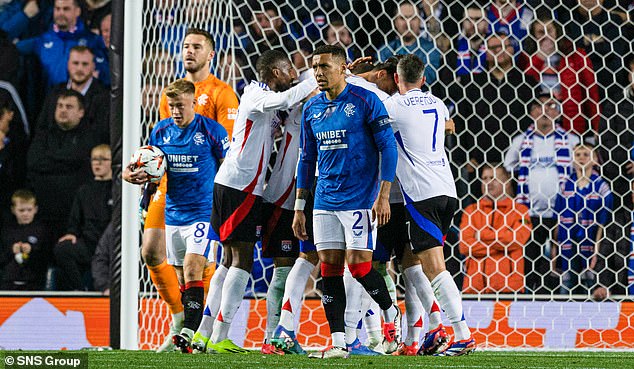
top-left (159, 73), bottom-right (239, 137)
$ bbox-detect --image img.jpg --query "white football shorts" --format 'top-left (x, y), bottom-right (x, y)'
top-left (165, 222), bottom-right (215, 266)
top-left (313, 209), bottom-right (376, 251)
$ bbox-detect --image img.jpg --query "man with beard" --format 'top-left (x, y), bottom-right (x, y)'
top-left (145, 28), bottom-right (240, 352)
top-left (36, 46), bottom-right (110, 142)
top-left (16, 0), bottom-right (109, 88)
top-left (377, 1), bottom-right (441, 86)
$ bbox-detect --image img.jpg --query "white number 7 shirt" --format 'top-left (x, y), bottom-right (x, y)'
top-left (383, 88), bottom-right (457, 203)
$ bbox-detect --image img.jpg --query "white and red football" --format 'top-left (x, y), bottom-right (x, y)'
top-left (131, 145), bottom-right (166, 183)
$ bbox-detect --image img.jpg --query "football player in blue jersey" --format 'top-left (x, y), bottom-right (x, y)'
top-left (123, 79), bottom-right (228, 353)
top-left (293, 45), bottom-right (401, 359)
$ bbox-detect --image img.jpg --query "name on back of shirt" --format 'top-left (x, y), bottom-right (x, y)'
top-left (402, 94), bottom-right (438, 106)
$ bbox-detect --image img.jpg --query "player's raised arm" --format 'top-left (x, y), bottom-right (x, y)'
top-left (250, 51), bottom-right (318, 113)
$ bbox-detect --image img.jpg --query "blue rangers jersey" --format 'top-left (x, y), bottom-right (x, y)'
top-left (150, 113), bottom-right (229, 226)
top-left (297, 83), bottom-right (397, 211)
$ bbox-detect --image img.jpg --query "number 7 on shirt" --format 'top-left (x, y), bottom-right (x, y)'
top-left (422, 109), bottom-right (438, 152)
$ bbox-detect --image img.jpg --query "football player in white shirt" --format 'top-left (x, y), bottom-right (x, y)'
top-left (259, 104), bottom-right (305, 355)
top-left (348, 57), bottom-right (450, 356)
top-left (201, 50), bottom-right (318, 353)
top-left (384, 54), bottom-right (476, 356)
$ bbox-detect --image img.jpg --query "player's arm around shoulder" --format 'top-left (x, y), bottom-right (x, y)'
top-left (254, 77), bottom-right (318, 113)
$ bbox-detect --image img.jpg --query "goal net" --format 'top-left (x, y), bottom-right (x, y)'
top-left (137, 0), bottom-right (634, 350)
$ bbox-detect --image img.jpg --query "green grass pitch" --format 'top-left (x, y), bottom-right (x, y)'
top-left (77, 350), bottom-right (634, 369)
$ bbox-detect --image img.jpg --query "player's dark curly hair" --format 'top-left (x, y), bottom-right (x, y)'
top-left (313, 44), bottom-right (347, 64)
top-left (256, 49), bottom-right (290, 83)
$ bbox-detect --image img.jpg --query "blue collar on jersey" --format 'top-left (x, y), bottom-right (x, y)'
top-left (250, 80), bottom-right (270, 91)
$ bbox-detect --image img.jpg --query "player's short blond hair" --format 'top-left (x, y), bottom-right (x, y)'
top-left (164, 79), bottom-right (195, 98)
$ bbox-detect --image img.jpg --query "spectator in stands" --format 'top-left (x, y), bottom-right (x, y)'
top-left (594, 54), bottom-right (633, 299)
top-left (486, 0), bottom-right (533, 50)
top-left (592, 181), bottom-right (632, 300)
top-left (323, 18), bottom-right (362, 62)
top-left (0, 0), bottom-right (53, 41)
top-left (99, 12), bottom-right (111, 49)
top-left (522, 15), bottom-right (600, 137)
top-left (377, 0), bottom-right (441, 86)
top-left (0, 190), bottom-right (51, 290)
top-left (0, 93), bottom-right (28, 221)
top-left (504, 93), bottom-right (579, 294)
top-left (83, 0), bottom-right (111, 33)
top-left (91, 221), bottom-right (114, 295)
top-left (16, 0), bottom-right (109, 88)
top-left (553, 144), bottom-right (613, 294)
top-left (54, 144), bottom-right (112, 291)
top-left (37, 45), bottom-right (110, 142)
top-left (142, 47), bottom-right (175, 87)
top-left (217, 50), bottom-right (251, 96)
top-left (0, 30), bottom-right (20, 86)
top-left (456, 3), bottom-right (489, 77)
top-left (239, 1), bottom-right (299, 77)
top-left (459, 164), bottom-right (532, 294)
top-left (597, 55), bottom-right (634, 215)
top-left (26, 89), bottom-right (101, 239)
top-left (451, 32), bottom-right (533, 198)
top-left (141, 80), bottom-right (162, 126)
top-left (558, 0), bottom-right (632, 97)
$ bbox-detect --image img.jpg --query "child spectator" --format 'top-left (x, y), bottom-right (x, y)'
top-left (53, 144), bottom-right (112, 290)
top-left (459, 164), bottom-right (532, 294)
top-left (0, 190), bottom-right (51, 290)
top-left (553, 144), bottom-right (613, 294)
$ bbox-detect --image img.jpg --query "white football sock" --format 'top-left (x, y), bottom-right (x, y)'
top-left (196, 265), bottom-right (227, 337)
top-left (344, 268), bottom-right (364, 345)
top-left (431, 270), bottom-right (471, 341)
top-left (332, 332), bottom-right (346, 349)
top-left (363, 300), bottom-right (382, 338)
top-left (402, 272), bottom-right (423, 345)
top-left (404, 265), bottom-right (442, 330)
top-left (265, 266), bottom-right (291, 342)
top-left (210, 267), bottom-right (250, 343)
top-left (278, 257), bottom-right (314, 332)
top-left (172, 311), bottom-right (184, 330)
top-left (383, 270), bottom-right (397, 303)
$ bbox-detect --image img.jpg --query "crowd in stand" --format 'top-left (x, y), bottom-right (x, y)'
top-left (0, 0), bottom-right (632, 298)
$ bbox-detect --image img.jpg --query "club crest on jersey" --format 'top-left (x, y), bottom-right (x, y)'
top-left (197, 93), bottom-right (209, 106)
top-left (281, 240), bottom-right (292, 252)
top-left (344, 103), bottom-right (356, 117)
top-left (193, 132), bottom-right (205, 145)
